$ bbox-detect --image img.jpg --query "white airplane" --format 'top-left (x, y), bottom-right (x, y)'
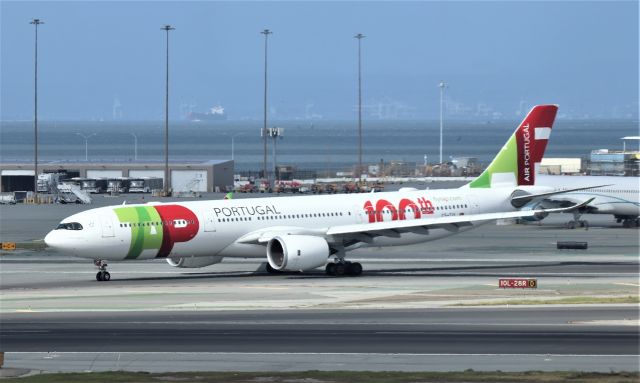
top-left (519, 174), bottom-right (639, 228)
top-left (45, 105), bottom-right (596, 281)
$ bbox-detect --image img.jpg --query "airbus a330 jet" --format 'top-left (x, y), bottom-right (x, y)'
top-left (45, 105), bottom-right (597, 281)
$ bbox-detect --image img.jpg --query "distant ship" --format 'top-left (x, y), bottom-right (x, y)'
top-left (188, 105), bottom-right (227, 121)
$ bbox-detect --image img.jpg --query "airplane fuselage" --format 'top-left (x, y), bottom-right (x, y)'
top-left (45, 187), bottom-right (516, 262)
top-left (536, 175), bottom-right (640, 217)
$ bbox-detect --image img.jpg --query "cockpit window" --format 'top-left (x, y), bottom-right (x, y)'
top-left (56, 222), bottom-right (83, 230)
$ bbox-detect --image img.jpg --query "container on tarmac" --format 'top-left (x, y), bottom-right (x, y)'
top-left (128, 177), bottom-right (163, 193)
top-left (107, 178), bottom-right (130, 193)
top-left (78, 178), bottom-right (107, 194)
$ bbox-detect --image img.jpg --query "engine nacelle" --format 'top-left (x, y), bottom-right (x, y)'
top-left (267, 235), bottom-right (330, 272)
top-left (166, 255), bottom-right (223, 268)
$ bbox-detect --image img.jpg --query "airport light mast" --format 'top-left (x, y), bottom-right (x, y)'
top-left (261, 29), bottom-right (272, 184)
top-left (30, 18), bottom-right (44, 202)
top-left (231, 133), bottom-right (243, 161)
top-left (354, 33), bottom-right (365, 182)
top-left (438, 80), bottom-right (447, 164)
top-left (266, 127), bottom-right (284, 182)
top-left (75, 133), bottom-right (96, 161)
top-left (130, 132), bottom-right (138, 161)
top-left (161, 24), bottom-right (175, 195)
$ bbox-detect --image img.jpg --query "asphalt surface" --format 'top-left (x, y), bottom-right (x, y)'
top-left (2, 308), bottom-right (638, 355)
top-left (1, 189), bottom-right (638, 373)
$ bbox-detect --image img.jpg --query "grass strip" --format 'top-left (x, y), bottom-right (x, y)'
top-left (2, 370), bottom-right (639, 383)
top-left (452, 295), bottom-right (640, 306)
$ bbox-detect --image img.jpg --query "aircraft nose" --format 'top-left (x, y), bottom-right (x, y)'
top-left (44, 230), bottom-right (60, 251)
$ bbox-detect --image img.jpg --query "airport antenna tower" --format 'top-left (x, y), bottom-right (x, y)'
top-left (161, 24), bottom-right (175, 195)
top-left (354, 33), bottom-right (365, 182)
top-left (261, 29), bottom-right (273, 184)
top-left (438, 80), bottom-right (447, 164)
top-left (30, 18), bottom-right (44, 202)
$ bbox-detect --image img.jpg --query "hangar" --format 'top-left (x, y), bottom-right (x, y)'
top-left (0, 160), bottom-right (234, 193)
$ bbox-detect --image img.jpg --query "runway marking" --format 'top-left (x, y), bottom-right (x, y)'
top-left (615, 282), bottom-right (640, 287)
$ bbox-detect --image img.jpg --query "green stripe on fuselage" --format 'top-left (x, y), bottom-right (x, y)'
top-left (114, 206), bottom-right (163, 259)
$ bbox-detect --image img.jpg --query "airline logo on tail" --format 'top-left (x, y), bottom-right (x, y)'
top-left (469, 104), bottom-right (558, 188)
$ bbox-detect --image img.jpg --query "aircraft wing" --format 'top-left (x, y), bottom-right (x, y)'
top-left (326, 198), bottom-right (593, 237)
top-left (237, 199), bottom-right (593, 246)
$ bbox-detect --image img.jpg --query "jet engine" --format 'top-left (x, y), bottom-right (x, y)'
top-left (166, 255), bottom-right (223, 268)
top-left (267, 235), bottom-right (330, 272)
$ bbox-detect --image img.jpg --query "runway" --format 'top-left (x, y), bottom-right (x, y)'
top-left (2, 308), bottom-right (638, 354)
top-left (2, 307), bottom-right (639, 372)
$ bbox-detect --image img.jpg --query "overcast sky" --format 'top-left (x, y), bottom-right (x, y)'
top-left (1, 1), bottom-right (638, 120)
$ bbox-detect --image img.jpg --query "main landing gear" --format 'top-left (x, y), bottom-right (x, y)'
top-left (94, 259), bottom-right (111, 282)
top-left (617, 216), bottom-right (640, 228)
top-left (565, 211), bottom-right (589, 230)
top-left (325, 260), bottom-right (363, 277)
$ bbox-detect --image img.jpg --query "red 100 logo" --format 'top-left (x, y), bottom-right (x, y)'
top-left (363, 197), bottom-right (434, 223)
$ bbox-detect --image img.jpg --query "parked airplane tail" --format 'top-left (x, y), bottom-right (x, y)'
top-left (468, 104), bottom-right (558, 188)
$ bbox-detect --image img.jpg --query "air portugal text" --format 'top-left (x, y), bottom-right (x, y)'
top-left (213, 204), bottom-right (282, 218)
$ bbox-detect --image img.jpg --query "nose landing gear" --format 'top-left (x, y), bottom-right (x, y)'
top-left (94, 259), bottom-right (111, 281)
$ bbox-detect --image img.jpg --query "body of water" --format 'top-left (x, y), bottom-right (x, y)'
top-left (1, 119), bottom-right (637, 171)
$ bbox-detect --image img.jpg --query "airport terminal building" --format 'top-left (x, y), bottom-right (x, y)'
top-left (0, 160), bottom-right (234, 193)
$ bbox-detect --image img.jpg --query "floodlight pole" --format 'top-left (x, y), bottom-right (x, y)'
top-left (130, 133), bottom-right (138, 161)
top-left (438, 80), bottom-right (447, 164)
top-left (231, 133), bottom-right (243, 161)
top-left (161, 25), bottom-right (175, 195)
top-left (31, 18), bottom-right (44, 200)
top-left (355, 33), bottom-right (365, 182)
top-left (75, 133), bottom-right (96, 161)
top-left (261, 29), bottom-right (272, 183)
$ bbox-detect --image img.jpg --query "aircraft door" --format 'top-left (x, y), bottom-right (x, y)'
top-left (100, 214), bottom-right (115, 238)
top-left (353, 204), bottom-right (366, 223)
top-left (468, 194), bottom-right (480, 215)
top-left (204, 210), bottom-right (216, 232)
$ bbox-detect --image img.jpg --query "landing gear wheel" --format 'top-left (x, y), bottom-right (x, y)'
top-left (96, 271), bottom-right (110, 281)
top-left (94, 259), bottom-right (110, 282)
top-left (348, 262), bottom-right (363, 276)
top-left (334, 263), bottom-right (346, 276)
top-left (325, 263), bottom-right (336, 276)
top-left (565, 221), bottom-right (576, 229)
